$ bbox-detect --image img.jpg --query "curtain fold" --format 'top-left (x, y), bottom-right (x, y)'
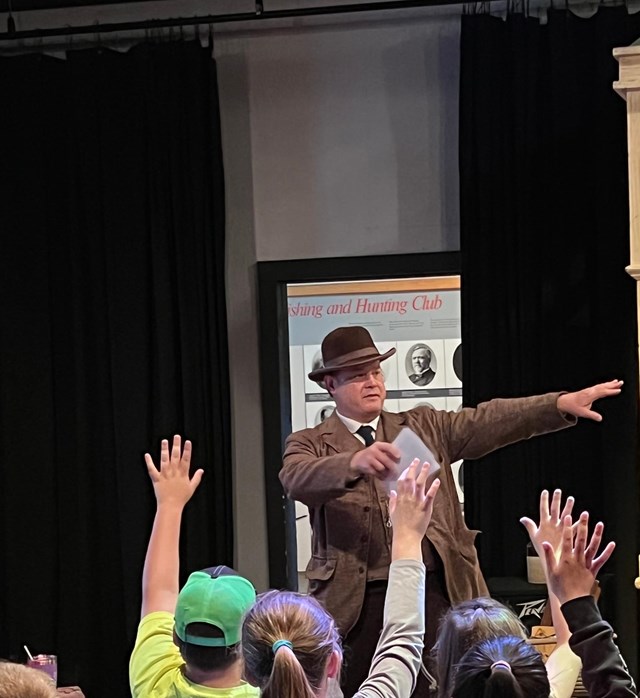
top-left (0, 40), bottom-right (230, 697)
top-left (460, 6), bottom-right (640, 671)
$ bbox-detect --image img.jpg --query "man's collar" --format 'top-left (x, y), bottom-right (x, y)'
top-left (335, 410), bottom-right (380, 434)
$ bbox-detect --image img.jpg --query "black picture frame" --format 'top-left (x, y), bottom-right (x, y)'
top-left (257, 251), bottom-right (460, 588)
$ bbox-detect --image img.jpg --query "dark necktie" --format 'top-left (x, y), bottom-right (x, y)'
top-left (356, 425), bottom-right (375, 446)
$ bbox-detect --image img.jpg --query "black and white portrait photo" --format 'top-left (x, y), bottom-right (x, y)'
top-left (452, 343), bottom-right (462, 382)
top-left (405, 343), bottom-right (436, 386)
top-left (315, 405), bottom-right (335, 425)
top-left (311, 349), bottom-right (327, 391)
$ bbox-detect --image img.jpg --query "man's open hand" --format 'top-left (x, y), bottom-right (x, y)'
top-left (556, 379), bottom-right (623, 422)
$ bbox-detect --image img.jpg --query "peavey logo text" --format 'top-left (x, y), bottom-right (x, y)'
top-left (516, 598), bottom-right (547, 620)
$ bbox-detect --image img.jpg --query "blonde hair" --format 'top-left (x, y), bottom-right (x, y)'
top-left (241, 590), bottom-right (342, 698)
top-left (0, 662), bottom-right (57, 698)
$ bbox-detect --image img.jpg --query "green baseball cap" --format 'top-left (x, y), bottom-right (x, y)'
top-left (175, 568), bottom-right (256, 647)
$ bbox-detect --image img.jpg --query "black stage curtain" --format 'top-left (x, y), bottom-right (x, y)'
top-left (460, 7), bottom-right (640, 668)
top-left (0, 41), bottom-right (230, 697)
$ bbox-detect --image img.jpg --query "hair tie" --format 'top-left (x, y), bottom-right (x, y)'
top-left (272, 639), bottom-right (293, 654)
top-left (490, 660), bottom-right (512, 674)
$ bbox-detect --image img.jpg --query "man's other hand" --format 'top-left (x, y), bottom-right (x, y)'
top-left (349, 441), bottom-right (400, 480)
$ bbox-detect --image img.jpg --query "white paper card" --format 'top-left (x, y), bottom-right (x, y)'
top-left (388, 427), bottom-right (441, 487)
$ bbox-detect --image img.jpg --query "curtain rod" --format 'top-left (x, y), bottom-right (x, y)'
top-left (0, 0), bottom-right (463, 41)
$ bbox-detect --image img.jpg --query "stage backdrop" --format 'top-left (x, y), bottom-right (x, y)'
top-left (0, 41), bottom-right (231, 698)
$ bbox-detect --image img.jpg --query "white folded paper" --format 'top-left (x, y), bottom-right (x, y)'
top-left (387, 427), bottom-right (441, 488)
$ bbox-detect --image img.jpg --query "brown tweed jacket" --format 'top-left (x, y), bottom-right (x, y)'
top-left (280, 393), bottom-right (575, 636)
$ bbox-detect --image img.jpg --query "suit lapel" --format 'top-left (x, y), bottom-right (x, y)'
top-left (378, 410), bottom-right (406, 443)
top-left (319, 412), bottom-right (360, 453)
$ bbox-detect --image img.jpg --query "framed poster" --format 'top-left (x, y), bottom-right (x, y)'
top-left (257, 252), bottom-right (461, 589)
top-left (287, 277), bottom-right (463, 582)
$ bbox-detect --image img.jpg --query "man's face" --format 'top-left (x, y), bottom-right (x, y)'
top-left (325, 360), bottom-right (386, 422)
top-left (412, 348), bottom-right (430, 373)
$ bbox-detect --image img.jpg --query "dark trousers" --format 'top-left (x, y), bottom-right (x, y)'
top-left (340, 568), bottom-right (450, 698)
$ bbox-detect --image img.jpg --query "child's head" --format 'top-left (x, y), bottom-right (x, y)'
top-left (241, 590), bottom-right (342, 698)
top-left (173, 566), bottom-right (256, 674)
top-left (452, 636), bottom-right (549, 698)
top-left (435, 598), bottom-right (527, 698)
top-left (0, 662), bottom-right (57, 698)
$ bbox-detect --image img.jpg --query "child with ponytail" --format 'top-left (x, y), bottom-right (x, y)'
top-left (452, 636), bottom-right (550, 698)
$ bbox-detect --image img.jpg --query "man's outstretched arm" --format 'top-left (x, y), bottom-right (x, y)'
top-left (443, 379), bottom-right (623, 463)
top-left (140, 435), bottom-right (204, 619)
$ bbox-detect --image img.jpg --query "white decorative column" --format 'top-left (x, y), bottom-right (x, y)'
top-left (614, 46), bottom-right (640, 369)
top-left (614, 47), bottom-right (640, 602)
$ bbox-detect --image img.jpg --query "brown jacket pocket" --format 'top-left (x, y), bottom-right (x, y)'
top-left (306, 556), bottom-right (337, 581)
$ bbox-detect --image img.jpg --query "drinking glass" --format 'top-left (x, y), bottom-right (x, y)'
top-left (27, 654), bottom-right (57, 687)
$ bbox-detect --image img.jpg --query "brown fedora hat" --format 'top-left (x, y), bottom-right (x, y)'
top-left (308, 326), bottom-right (395, 382)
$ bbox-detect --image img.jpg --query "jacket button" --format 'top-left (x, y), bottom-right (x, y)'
top-left (360, 534), bottom-right (367, 542)
top-left (363, 506), bottom-right (370, 512)
top-left (358, 566), bottom-right (365, 574)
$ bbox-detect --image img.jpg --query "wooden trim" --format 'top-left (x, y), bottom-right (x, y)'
top-left (626, 264), bottom-right (640, 281)
top-left (287, 275), bottom-right (460, 297)
top-left (613, 47), bottom-right (640, 100)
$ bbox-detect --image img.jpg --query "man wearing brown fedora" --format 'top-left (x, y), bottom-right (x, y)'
top-left (280, 326), bottom-right (622, 696)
